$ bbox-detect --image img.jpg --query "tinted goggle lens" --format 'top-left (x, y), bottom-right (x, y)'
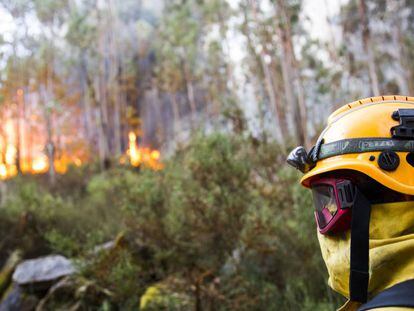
top-left (311, 184), bottom-right (338, 229)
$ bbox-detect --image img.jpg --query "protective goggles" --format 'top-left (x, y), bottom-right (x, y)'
top-left (310, 177), bottom-right (356, 234)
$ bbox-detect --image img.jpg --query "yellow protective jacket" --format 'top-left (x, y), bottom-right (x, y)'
top-left (339, 301), bottom-right (413, 311)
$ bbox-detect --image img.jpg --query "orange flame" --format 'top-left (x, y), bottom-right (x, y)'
top-left (126, 132), bottom-right (163, 170)
top-left (0, 91), bottom-right (163, 180)
top-left (0, 130), bottom-right (163, 180)
top-left (31, 155), bottom-right (48, 173)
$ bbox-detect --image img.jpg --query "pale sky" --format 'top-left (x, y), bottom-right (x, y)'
top-left (0, 0), bottom-right (348, 42)
top-left (302, 0), bottom-right (348, 42)
top-left (0, 7), bottom-right (14, 42)
top-left (225, 0), bottom-right (347, 43)
top-left (0, 0), bottom-right (349, 67)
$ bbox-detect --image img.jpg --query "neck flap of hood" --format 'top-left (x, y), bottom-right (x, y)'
top-left (318, 200), bottom-right (414, 299)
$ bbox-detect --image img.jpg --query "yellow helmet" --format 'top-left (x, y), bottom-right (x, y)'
top-left (290, 95), bottom-right (414, 195)
top-left (287, 95), bottom-right (414, 304)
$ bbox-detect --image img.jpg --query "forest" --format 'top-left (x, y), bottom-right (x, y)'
top-left (0, 0), bottom-right (412, 310)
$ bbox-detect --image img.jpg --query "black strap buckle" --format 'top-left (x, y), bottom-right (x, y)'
top-left (336, 180), bottom-right (356, 209)
top-left (391, 109), bottom-right (414, 139)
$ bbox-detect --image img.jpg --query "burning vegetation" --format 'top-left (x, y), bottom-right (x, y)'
top-left (0, 92), bottom-right (163, 180)
top-left (125, 132), bottom-right (163, 171)
top-left (0, 137), bottom-right (163, 180)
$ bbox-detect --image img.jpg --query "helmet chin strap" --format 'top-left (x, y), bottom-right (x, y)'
top-left (349, 189), bottom-right (371, 302)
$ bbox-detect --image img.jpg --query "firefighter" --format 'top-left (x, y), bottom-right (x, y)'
top-left (287, 96), bottom-right (414, 310)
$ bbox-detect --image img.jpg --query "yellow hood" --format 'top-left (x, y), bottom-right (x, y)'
top-left (318, 201), bottom-right (414, 310)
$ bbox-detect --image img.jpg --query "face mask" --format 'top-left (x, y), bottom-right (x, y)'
top-left (318, 200), bottom-right (414, 298)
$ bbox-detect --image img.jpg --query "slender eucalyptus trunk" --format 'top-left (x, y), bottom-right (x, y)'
top-left (216, 8), bottom-right (238, 95)
top-left (45, 112), bottom-right (55, 184)
top-left (38, 42), bottom-right (56, 184)
top-left (358, 0), bottom-right (380, 95)
top-left (108, 0), bottom-right (122, 157)
top-left (41, 76), bottom-right (56, 185)
top-left (112, 65), bottom-right (122, 157)
top-left (240, 3), bottom-right (268, 138)
top-left (80, 51), bottom-right (93, 143)
top-left (392, 1), bottom-right (413, 95)
top-left (182, 60), bottom-right (197, 127)
top-left (269, 61), bottom-right (289, 135)
top-left (97, 14), bottom-right (111, 168)
top-left (323, 0), bottom-right (340, 64)
top-left (393, 25), bottom-right (409, 94)
top-left (170, 92), bottom-right (182, 138)
top-left (0, 119), bottom-right (7, 171)
top-left (96, 109), bottom-right (108, 170)
top-left (12, 43), bottom-right (22, 174)
top-left (250, 0), bottom-right (285, 144)
top-left (26, 93), bottom-right (33, 169)
top-left (15, 96), bottom-right (21, 174)
top-left (275, 0), bottom-right (310, 147)
top-left (151, 82), bottom-right (164, 145)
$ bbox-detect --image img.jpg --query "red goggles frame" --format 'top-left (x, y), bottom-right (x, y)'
top-left (310, 177), bottom-right (356, 234)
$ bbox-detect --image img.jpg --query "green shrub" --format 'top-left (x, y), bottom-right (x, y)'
top-left (0, 132), bottom-right (343, 310)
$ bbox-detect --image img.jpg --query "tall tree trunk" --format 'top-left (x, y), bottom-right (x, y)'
top-left (112, 66), bottom-right (122, 158)
top-left (393, 25), bottom-right (409, 94)
top-left (323, 0), bottom-right (340, 64)
top-left (194, 281), bottom-right (201, 311)
top-left (119, 85), bottom-right (128, 152)
top-left (12, 43), bottom-right (22, 174)
top-left (1, 112), bottom-right (9, 172)
top-left (170, 92), bottom-right (182, 139)
top-left (41, 78), bottom-right (56, 185)
top-left (45, 112), bottom-right (55, 184)
top-left (20, 89), bottom-right (27, 171)
top-left (85, 62), bottom-right (109, 170)
top-left (80, 50), bottom-right (93, 143)
top-left (182, 60), bottom-right (197, 127)
top-left (97, 17), bottom-right (111, 168)
top-left (358, 0), bottom-right (380, 95)
top-left (151, 82), bottom-right (164, 145)
top-left (250, 1), bottom-right (286, 145)
top-left (275, 0), bottom-right (310, 147)
top-left (216, 8), bottom-right (237, 96)
top-left (240, 2), bottom-right (268, 138)
top-left (392, 1), bottom-right (413, 95)
top-left (108, 0), bottom-right (122, 157)
top-left (96, 109), bottom-right (108, 170)
top-left (15, 94), bottom-right (21, 174)
top-left (242, 1), bottom-right (287, 142)
top-left (38, 39), bottom-right (56, 184)
top-left (98, 79), bottom-right (111, 169)
top-left (26, 92), bottom-right (33, 170)
top-left (269, 61), bottom-right (288, 134)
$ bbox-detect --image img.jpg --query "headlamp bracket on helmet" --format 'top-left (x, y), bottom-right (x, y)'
top-left (286, 146), bottom-right (316, 173)
top-left (391, 109), bottom-right (414, 139)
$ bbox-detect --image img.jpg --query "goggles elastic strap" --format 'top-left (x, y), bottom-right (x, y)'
top-left (349, 189), bottom-right (371, 303)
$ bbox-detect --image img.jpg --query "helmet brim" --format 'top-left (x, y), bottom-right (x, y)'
top-left (301, 153), bottom-right (414, 195)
